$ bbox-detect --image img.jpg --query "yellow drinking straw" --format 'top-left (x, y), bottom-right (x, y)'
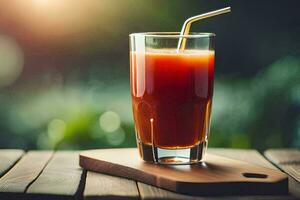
top-left (177, 7), bottom-right (231, 51)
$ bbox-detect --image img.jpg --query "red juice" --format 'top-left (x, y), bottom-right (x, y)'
top-left (131, 49), bottom-right (214, 149)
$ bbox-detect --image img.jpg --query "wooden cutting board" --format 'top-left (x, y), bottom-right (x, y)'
top-left (79, 148), bottom-right (288, 196)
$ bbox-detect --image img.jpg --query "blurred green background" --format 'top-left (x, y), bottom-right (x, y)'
top-left (0, 0), bottom-right (299, 151)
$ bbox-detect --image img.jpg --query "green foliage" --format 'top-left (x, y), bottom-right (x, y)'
top-left (0, 56), bottom-right (299, 150)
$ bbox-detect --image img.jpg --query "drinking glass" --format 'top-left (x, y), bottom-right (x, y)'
top-left (130, 32), bottom-right (215, 164)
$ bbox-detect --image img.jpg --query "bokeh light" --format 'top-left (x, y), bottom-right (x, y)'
top-left (106, 128), bottom-right (126, 146)
top-left (99, 111), bottom-right (121, 133)
top-left (47, 119), bottom-right (66, 143)
top-left (0, 35), bottom-right (23, 87)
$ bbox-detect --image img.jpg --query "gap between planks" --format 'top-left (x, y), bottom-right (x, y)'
top-left (0, 150), bottom-right (86, 200)
top-left (264, 149), bottom-right (300, 198)
top-left (0, 149), bottom-right (24, 178)
top-left (26, 151), bottom-right (85, 200)
top-left (0, 151), bottom-right (53, 200)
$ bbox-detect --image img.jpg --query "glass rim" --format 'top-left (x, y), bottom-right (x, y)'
top-left (129, 32), bottom-right (215, 38)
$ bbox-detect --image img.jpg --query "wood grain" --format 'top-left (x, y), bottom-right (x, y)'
top-left (137, 182), bottom-right (196, 200)
top-left (208, 148), bottom-right (277, 169)
top-left (264, 149), bottom-right (300, 165)
top-left (80, 148), bottom-right (288, 196)
top-left (0, 149), bottom-right (24, 177)
top-left (0, 151), bottom-right (53, 199)
top-left (84, 171), bottom-right (139, 200)
top-left (26, 151), bottom-right (85, 200)
top-left (138, 149), bottom-right (294, 200)
top-left (264, 149), bottom-right (300, 197)
top-left (265, 149), bottom-right (300, 182)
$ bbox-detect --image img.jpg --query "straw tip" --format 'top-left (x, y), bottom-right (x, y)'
top-left (224, 6), bottom-right (231, 12)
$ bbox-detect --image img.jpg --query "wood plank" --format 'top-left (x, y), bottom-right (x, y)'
top-left (26, 151), bottom-right (85, 200)
top-left (0, 149), bottom-right (24, 177)
top-left (84, 171), bottom-right (139, 200)
top-left (208, 148), bottom-right (277, 169)
top-left (80, 148), bottom-right (288, 196)
top-left (137, 148), bottom-right (293, 200)
top-left (264, 149), bottom-right (300, 165)
top-left (137, 182), bottom-right (196, 200)
top-left (264, 149), bottom-right (300, 197)
top-left (0, 151), bottom-right (53, 199)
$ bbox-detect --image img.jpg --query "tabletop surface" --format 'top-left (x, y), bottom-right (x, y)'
top-left (0, 148), bottom-right (299, 200)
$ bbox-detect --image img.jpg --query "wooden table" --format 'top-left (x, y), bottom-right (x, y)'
top-left (0, 148), bottom-right (298, 200)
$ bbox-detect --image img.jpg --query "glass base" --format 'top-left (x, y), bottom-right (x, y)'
top-left (138, 141), bottom-right (207, 164)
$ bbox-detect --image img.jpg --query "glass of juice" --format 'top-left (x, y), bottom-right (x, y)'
top-left (130, 32), bottom-right (215, 164)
